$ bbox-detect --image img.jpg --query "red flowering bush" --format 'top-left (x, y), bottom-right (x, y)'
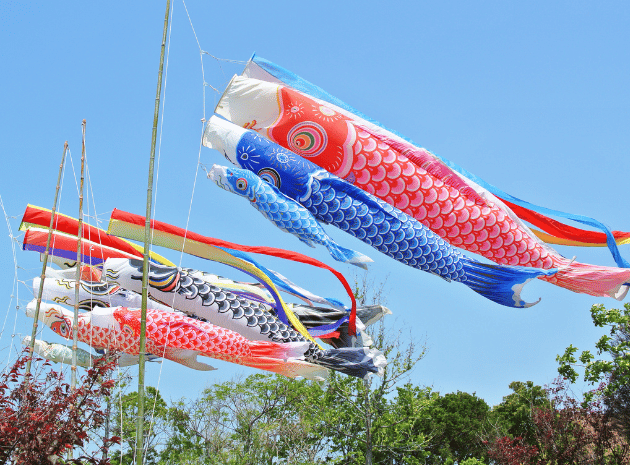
top-left (485, 436), bottom-right (538, 465)
top-left (0, 350), bottom-right (120, 464)
top-left (486, 378), bottom-right (630, 464)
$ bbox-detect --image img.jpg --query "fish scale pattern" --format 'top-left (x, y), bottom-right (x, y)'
top-left (102, 258), bottom-right (385, 378)
top-left (251, 181), bottom-right (329, 248)
top-left (302, 174), bottom-right (467, 282)
top-left (117, 308), bottom-right (253, 359)
top-left (210, 166), bottom-right (371, 268)
top-left (29, 301), bottom-right (342, 377)
top-left (104, 258), bottom-right (318, 357)
top-left (211, 163), bottom-right (549, 307)
top-left (270, 86), bottom-right (557, 270)
top-left (34, 303), bottom-right (306, 368)
top-left (204, 121), bottom-right (553, 307)
top-left (212, 77), bottom-right (630, 300)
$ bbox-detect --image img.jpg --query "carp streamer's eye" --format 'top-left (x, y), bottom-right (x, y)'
top-left (51, 320), bottom-right (70, 338)
top-left (236, 178), bottom-right (248, 190)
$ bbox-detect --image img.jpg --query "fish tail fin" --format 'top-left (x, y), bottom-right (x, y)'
top-left (160, 348), bottom-right (216, 371)
top-left (540, 259), bottom-right (630, 300)
top-left (113, 353), bottom-right (149, 368)
top-left (356, 304), bottom-right (392, 327)
top-left (320, 310), bottom-right (383, 349)
top-left (326, 241), bottom-right (373, 270)
top-left (238, 356), bottom-right (330, 380)
top-left (248, 340), bottom-right (310, 359)
top-left (311, 347), bottom-right (387, 379)
top-left (460, 258), bottom-right (555, 308)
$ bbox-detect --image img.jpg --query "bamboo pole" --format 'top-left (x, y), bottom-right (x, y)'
top-left (26, 142), bottom-right (68, 375)
top-left (136, 2), bottom-right (171, 464)
top-left (102, 371), bottom-right (112, 462)
top-left (66, 120), bottom-right (86, 463)
top-left (71, 119), bottom-right (86, 390)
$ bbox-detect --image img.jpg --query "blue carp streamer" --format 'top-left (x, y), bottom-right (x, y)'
top-left (208, 166), bottom-right (372, 270)
top-left (205, 117), bottom-right (555, 308)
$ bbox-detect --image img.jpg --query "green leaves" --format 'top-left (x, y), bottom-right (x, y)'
top-left (556, 303), bottom-right (630, 404)
top-left (158, 374), bottom-right (329, 465)
top-left (489, 381), bottom-right (550, 448)
top-left (110, 385), bottom-right (172, 465)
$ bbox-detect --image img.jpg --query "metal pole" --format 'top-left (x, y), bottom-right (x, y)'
top-left (136, 2), bottom-right (171, 464)
top-left (26, 142), bottom-right (68, 375)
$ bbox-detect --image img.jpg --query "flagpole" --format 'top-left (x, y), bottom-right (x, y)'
top-left (136, 1), bottom-right (171, 464)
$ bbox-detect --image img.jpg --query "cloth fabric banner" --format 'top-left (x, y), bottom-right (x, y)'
top-left (213, 75), bottom-right (630, 300)
top-left (107, 209), bottom-right (357, 338)
top-left (20, 204), bottom-right (173, 266)
top-left (243, 55), bottom-right (630, 264)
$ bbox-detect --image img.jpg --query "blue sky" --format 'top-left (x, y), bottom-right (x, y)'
top-left (0, 1), bottom-right (629, 407)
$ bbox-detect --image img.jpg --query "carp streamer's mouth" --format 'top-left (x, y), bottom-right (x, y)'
top-left (208, 165), bottom-right (234, 193)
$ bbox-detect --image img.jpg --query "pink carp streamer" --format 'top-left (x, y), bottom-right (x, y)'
top-left (244, 55), bottom-right (630, 253)
top-left (25, 301), bottom-right (326, 379)
top-left (215, 76), bottom-right (630, 300)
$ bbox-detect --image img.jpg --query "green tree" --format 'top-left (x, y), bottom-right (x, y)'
top-left (604, 320), bottom-right (630, 441)
top-left (314, 323), bottom-right (429, 465)
top-left (161, 273), bottom-right (431, 464)
top-left (110, 386), bottom-right (171, 465)
top-left (160, 374), bottom-right (326, 465)
top-left (157, 321), bottom-right (430, 465)
top-left (488, 381), bottom-right (550, 446)
top-left (459, 459), bottom-right (487, 465)
top-left (557, 303), bottom-right (630, 404)
top-left (485, 378), bottom-right (630, 464)
top-left (298, 273), bottom-right (429, 465)
top-left (160, 323), bottom-right (431, 465)
top-left (420, 391), bottom-right (490, 464)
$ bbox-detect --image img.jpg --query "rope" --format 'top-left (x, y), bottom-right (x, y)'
top-left (67, 148), bottom-right (81, 198)
top-left (2, 142), bottom-right (70, 374)
top-left (201, 52), bottom-right (247, 64)
top-left (181, 0), bottom-right (220, 277)
top-left (0, 196), bottom-right (18, 338)
top-left (82, 141), bottom-right (102, 369)
top-left (180, 0), bottom-right (214, 269)
top-left (182, 0), bottom-right (212, 114)
top-left (0, 195), bottom-right (21, 372)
